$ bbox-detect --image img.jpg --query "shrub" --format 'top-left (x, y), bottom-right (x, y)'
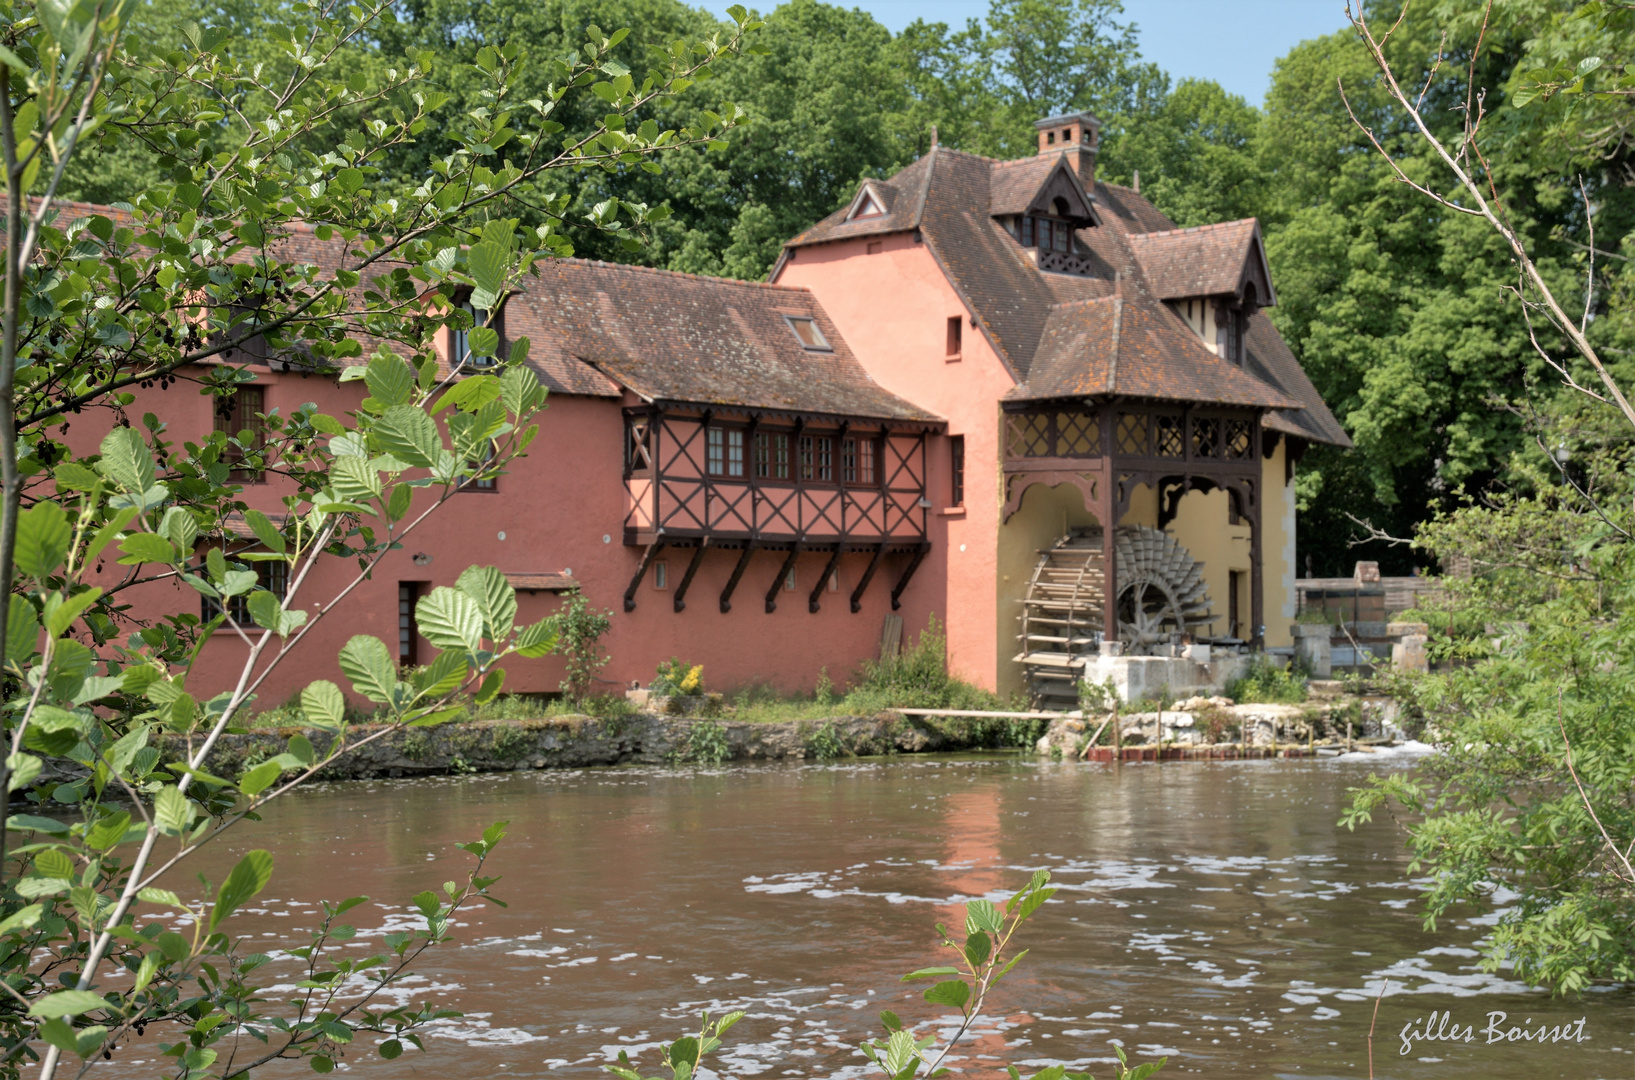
top-left (652, 657), bottom-right (704, 696)
top-left (807, 721), bottom-right (847, 760)
top-left (1225, 655), bottom-right (1308, 704)
top-left (554, 591), bottom-right (614, 703)
top-left (682, 719), bottom-right (730, 765)
top-left (841, 616), bottom-right (1002, 714)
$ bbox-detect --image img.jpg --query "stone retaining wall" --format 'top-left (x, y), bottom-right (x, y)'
top-left (160, 712), bottom-right (1025, 782)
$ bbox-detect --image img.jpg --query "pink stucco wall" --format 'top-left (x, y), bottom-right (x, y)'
top-left (773, 232), bottom-right (1018, 691)
top-left (72, 363), bottom-right (938, 711)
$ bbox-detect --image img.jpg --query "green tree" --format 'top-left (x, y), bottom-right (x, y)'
top-left (0, 0), bottom-right (755, 1073)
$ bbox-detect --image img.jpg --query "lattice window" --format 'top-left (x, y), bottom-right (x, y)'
top-left (625, 416), bottom-right (653, 474)
top-left (1055, 411), bottom-right (1100, 456)
top-left (1116, 412), bottom-right (1147, 454)
top-left (1224, 418), bottom-right (1252, 459)
top-left (1006, 413), bottom-right (1051, 458)
top-left (1155, 415), bottom-right (1184, 457)
top-left (1191, 417), bottom-right (1220, 459)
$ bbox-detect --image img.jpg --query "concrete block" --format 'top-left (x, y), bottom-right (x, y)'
top-left (1291, 624), bottom-right (1332, 678)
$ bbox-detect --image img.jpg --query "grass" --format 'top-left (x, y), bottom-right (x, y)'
top-left (1225, 655), bottom-right (1310, 704)
top-left (243, 689), bottom-right (635, 729)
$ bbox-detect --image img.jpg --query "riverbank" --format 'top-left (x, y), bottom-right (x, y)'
top-left (167, 696), bottom-right (1408, 781)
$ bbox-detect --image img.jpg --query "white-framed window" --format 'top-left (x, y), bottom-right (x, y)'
top-left (451, 300), bottom-right (497, 369)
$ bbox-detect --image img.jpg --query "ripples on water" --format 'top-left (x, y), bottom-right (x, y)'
top-left (117, 756), bottom-right (1634, 1079)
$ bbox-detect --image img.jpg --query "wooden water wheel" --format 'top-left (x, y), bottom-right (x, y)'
top-left (1015, 526), bottom-right (1216, 707)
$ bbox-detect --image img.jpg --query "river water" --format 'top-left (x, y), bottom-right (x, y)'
top-left (125, 754), bottom-right (1632, 1079)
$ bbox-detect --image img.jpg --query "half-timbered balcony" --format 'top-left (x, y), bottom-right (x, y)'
top-left (623, 408), bottom-right (929, 550)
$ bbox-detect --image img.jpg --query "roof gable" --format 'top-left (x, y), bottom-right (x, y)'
top-left (988, 155), bottom-right (1099, 224)
top-left (1126, 220), bottom-right (1276, 306)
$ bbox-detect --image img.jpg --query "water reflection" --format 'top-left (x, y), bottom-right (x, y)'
top-left (95, 757), bottom-right (1635, 1079)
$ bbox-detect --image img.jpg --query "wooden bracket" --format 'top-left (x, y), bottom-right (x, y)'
top-left (890, 542), bottom-right (930, 611)
top-left (808, 545), bottom-right (844, 614)
top-left (850, 542), bottom-right (887, 613)
top-left (623, 539), bottom-right (667, 612)
top-left (766, 542), bottom-right (803, 614)
top-left (672, 538), bottom-right (710, 613)
top-left (719, 541), bottom-right (758, 613)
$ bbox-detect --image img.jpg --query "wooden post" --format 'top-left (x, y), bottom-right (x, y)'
top-left (1347, 719), bottom-right (1354, 753)
top-left (1112, 698), bottom-right (1122, 762)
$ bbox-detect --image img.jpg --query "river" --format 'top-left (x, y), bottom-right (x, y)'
top-left (123, 754), bottom-right (1632, 1079)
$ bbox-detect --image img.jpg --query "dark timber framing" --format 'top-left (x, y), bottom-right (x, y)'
top-left (766, 543), bottom-right (804, 614)
top-left (1000, 398), bottom-right (1267, 646)
top-left (621, 404), bottom-right (939, 613)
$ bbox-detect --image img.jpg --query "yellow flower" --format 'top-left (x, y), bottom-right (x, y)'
top-left (680, 665), bottom-right (703, 694)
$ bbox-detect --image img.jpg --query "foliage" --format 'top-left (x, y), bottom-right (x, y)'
top-left (0, 0), bottom-right (757, 1072)
top-left (844, 616), bottom-right (1004, 714)
top-left (552, 592), bottom-right (615, 703)
top-left (1225, 656), bottom-right (1308, 704)
top-left (679, 718), bottom-right (729, 765)
top-left (603, 872), bottom-right (1164, 1080)
top-left (651, 656), bottom-right (703, 697)
top-left (1078, 675), bottom-right (1118, 716)
top-left (806, 720), bottom-right (846, 760)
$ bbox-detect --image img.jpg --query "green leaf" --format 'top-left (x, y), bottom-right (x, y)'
top-left (375, 405), bottom-right (444, 468)
top-left (137, 887), bottom-right (184, 907)
top-left (30, 990), bottom-right (113, 1019)
top-left (901, 966), bottom-right (960, 981)
top-left (239, 759), bottom-right (283, 797)
top-left (160, 506), bottom-right (199, 552)
top-left (379, 1039), bottom-right (403, 1060)
top-left (963, 930), bottom-right (990, 968)
top-left (386, 483), bottom-right (412, 522)
top-left (211, 849), bottom-right (274, 930)
top-left (514, 617), bottom-right (557, 658)
top-left (338, 636), bottom-right (397, 704)
top-left (880, 1010), bottom-right (902, 1032)
top-left (363, 351), bottom-right (416, 408)
top-left (467, 242), bottom-right (509, 301)
top-left (35, 849), bottom-right (73, 878)
top-left (467, 326), bottom-right (499, 357)
top-left (44, 587), bottom-right (102, 637)
top-left (922, 979), bottom-right (970, 1009)
top-left (332, 456), bottom-right (383, 503)
top-left (884, 1029), bottom-right (918, 1076)
top-left (0, 902), bottom-right (42, 936)
top-left (6, 601), bottom-right (40, 667)
top-left (414, 586), bottom-right (484, 654)
top-left (117, 532), bottom-right (177, 567)
top-left (965, 898), bottom-right (1002, 936)
top-left (457, 566), bottom-right (517, 640)
top-left (7, 752), bottom-right (41, 792)
top-left (244, 509), bottom-right (286, 553)
top-left (16, 502), bottom-right (71, 578)
top-left (155, 786), bottom-right (196, 836)
top-left (301, 681), bottom-right (347, 730)
top-left (97, 427), bottom-right (156, 494)
top-left (86, 811), bottom-right (133, 852)
top-left (247, 590), bottom-right (307, 636)
top-left (1015, 886), bottom-right (1056, 922)
top-left (474, 668), bottom-right (504, 705)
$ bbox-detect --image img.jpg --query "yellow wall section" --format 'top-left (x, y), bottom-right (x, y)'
top-left (1166, 487), bottom-right (1251, 643)
top-left (1264, 438), bottom-right (1295, 648)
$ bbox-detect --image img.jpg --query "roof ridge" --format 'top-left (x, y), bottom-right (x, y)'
top-left (547, 256), bottom-right (812, 294)
top-left (1127, 218), bottom-right (1258, 241)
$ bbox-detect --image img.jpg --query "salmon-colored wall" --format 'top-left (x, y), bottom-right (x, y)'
top-left (774, 233), bottom-right (1016, 693)
top-left (68, 363), bottom-right (935, 711)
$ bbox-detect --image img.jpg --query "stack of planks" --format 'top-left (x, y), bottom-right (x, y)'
top-left (1015, 529), bottom-right (1106, 709)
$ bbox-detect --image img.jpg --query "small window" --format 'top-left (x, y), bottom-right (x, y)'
top-left (784, 566), bottom-right (796, 591)
top-left (1047, 131), bottom-right (1056, 145)
top-left (654, 561), bottom-right (668, 590)
top-left (850, 189), bottom-right (885, 220)
top-left (950, 435), bottom-right (965, 507)
top-left (1054, 221), bottom-right (1069, 253)
top-left (867, 240), bottom-right (883, 255)
top-left (451, 300), bottom-right (497, 370)
top-left (203, 557), bottom-right (288, 625)
top-left (1021, 217), bottom-right (1034, 247)
top-left (827, 571), bottom-right (839, 593)
top-left (756, 432), bottom-right (790, 480)
top-left (946, 316), bottom-right (962, 358)
top-left (842, 437), bottom-right (876, 486)
top-left (785, 316), bottom-right (831, 351)
top-left (707, 427), bottom-right (746, 478)
top-left (398, 582), bottom-right (421, 665)
top-left (214, 386), bottom-right (266, 482)
top-left (799, 435), bottom-right (833, 483)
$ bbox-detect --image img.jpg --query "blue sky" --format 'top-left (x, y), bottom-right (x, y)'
top-left (723, 0), bottom-right (1354, 105)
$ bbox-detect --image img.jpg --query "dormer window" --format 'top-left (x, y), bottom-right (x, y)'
top-left (785, 316), bottom-right (832, 351)
top-left (1007, 215), bottom-right (1073, 253)
top-left (848, 188), bottom-right (885, 221)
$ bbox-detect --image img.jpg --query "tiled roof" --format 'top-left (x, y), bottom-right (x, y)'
top-left (1124, 220), bottom-right (1275, 303)
top-left (520, 259), bottom-right (940, 424)
top-left (503, 571), bottom-right (579, 593)
top-left (1010, 295), bottom-right (1299, 408)
top-left (780, 147), bottom-right (1347, 445)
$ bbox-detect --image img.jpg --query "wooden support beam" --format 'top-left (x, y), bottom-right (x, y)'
top-left (672, 538), bottom-right (710, 613)
top-left (808, 544), bottom-right (844, 614)
top-left (623, 539), bottom-right (667, 612)
top-left (766, 543), bottom-right (803, 614)
top-left (850, 542), bottom-right (887, 613)
top-left (890, 542), bottom-right (930, 611)
top-left (719, 541), bottom-right (757, 613)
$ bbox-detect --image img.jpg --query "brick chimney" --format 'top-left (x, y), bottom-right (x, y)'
top-left (1034, 112), bottom-right (1100, 188)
